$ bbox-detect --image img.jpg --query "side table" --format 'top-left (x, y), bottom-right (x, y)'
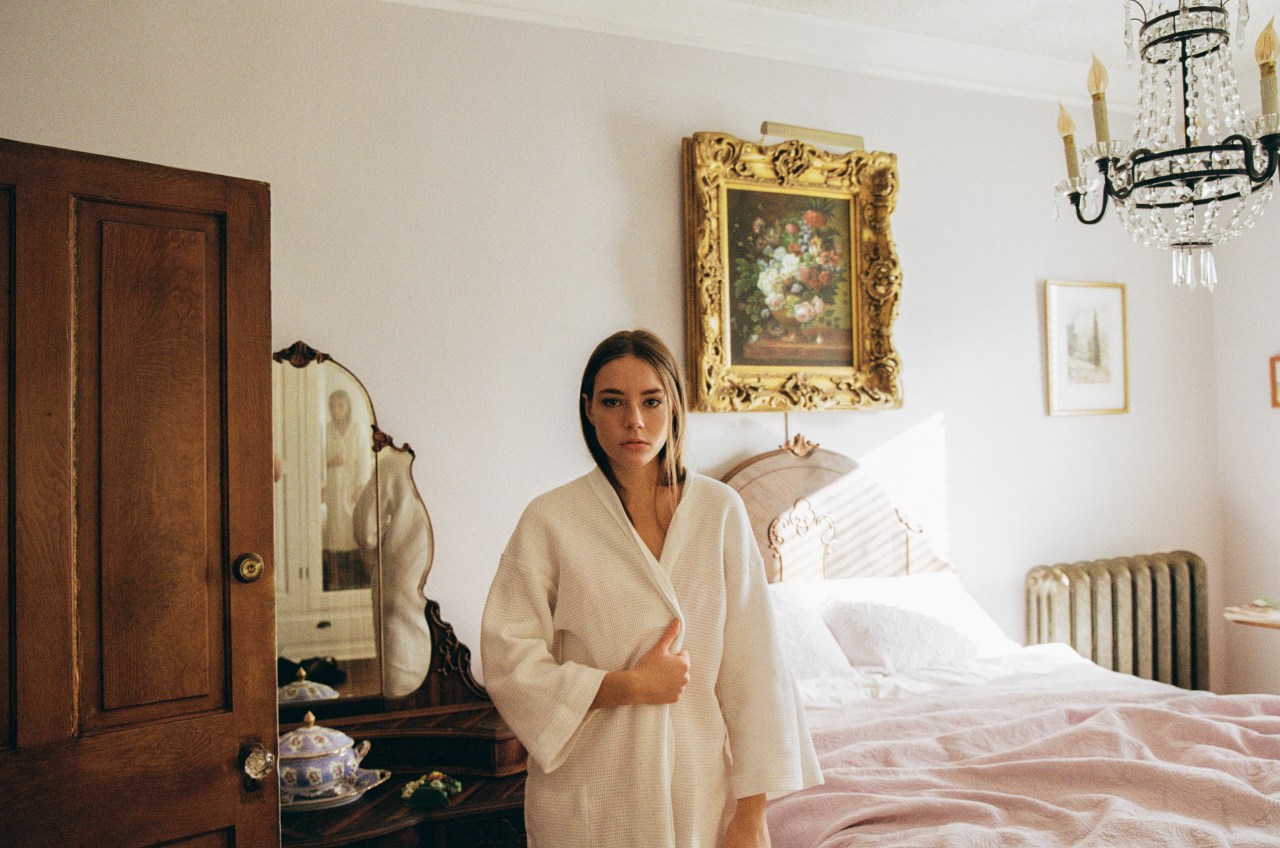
top-left (1224, 603), bottom-right (1280, 631)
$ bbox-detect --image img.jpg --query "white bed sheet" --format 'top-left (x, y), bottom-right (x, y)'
top-left (796, 641), bottom-right (1098, 708)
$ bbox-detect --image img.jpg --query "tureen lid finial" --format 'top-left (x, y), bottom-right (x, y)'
top-left (303, 711), bottom-right (316, 728)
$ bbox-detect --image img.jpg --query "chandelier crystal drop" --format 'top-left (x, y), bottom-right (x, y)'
top-left (1055, 1), bottom-right (1280, 292)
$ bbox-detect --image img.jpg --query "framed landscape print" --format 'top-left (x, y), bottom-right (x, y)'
top-left (682, 132), bottom-right (902, 412)
top-left (1044, 280), bottom-right (1129, 415)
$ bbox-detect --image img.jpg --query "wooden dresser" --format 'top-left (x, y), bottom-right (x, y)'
top-left (281, 602), bottom-right (527, 848)
top-left (282, 769), bottom-right (525, 848)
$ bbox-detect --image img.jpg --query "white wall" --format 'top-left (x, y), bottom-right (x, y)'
top-left (2, 0), bottom-right (1242, 689)
top-left (1215, 212), bottom-right (1280, 694)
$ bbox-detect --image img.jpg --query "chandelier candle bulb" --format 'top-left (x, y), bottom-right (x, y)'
top-left (1087, 54), bottom-right (1111, 142)
top-left (1057, 103), bottom-right (1080, 180)
top-left (1258, 18), bottom-right (1278, 116)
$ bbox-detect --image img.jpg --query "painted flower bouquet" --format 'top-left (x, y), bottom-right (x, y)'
top-left (731, 202), bottom-right (849, 344)
top-left (401, 770), bottom-right (463, 808)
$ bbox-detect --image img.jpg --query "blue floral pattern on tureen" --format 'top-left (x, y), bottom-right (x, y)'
top-left (278, 711), bottom-right (371, 796)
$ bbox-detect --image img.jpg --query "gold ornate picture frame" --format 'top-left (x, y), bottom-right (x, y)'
top-left (1270, 354), bottom-right (1280, 408)
top-left (682, 132), bottom-right (902, 412)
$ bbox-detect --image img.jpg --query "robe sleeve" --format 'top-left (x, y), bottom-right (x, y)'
top-left (716, 493), bottom-right (823, 799)
top-left (481, 519), bottom-right (607, 774)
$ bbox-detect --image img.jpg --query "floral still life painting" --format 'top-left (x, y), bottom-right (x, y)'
top-left (683, 131), bottom-right (902, 412)
top-left (727, 188), bottom-right (854, 368)
top-left (1044, 280), bottom-right (1128, 416)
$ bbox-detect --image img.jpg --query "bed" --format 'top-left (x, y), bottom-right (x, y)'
top-left (723, 439), bottom-right (1280, 848)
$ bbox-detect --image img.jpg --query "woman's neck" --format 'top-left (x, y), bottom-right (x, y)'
top-left (610, 461), bottom-right (660, 497)
top-left (609, 461), bottom-right (680, 560)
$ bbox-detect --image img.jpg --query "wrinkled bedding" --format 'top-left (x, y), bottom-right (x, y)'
top-left (769, 649), bottom-right (1280, 847)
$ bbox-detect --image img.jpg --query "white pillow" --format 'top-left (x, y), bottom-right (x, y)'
top-left (766, 583), bottom-right (858, 679)
top-left (778, 571), bottom-right (1019, 659)
top-left (821, 601), bottom-right (980, 674)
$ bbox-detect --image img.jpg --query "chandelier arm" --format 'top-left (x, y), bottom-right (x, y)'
top-left (1266, 137), bottom-right (1280, 185)
top-left (1070, 188), bottom-right (1111, 225)
top-left (1219, 134), bottom-right (1280, 184)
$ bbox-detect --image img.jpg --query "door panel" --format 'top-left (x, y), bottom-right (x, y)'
top-left (0, 138), bottom-right (276, 847)
top-left (77, 202), bottom-right (228, 728)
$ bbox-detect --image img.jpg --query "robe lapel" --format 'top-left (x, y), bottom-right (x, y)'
top-left (586, 468), bottom-right (684, 631)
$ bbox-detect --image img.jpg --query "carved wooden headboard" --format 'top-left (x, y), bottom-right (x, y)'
top-left (721, 436), bottom-right (949, 583)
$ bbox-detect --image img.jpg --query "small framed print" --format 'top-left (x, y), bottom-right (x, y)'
top-left (1271, 355), bottom-right (1280, 408)
top-left (1044, 280), bottom-right (1128, 416)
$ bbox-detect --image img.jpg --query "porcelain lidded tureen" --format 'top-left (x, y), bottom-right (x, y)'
top-left (278, 711), bottom-right (371, 799)
top-left (277, 667), bottom-right (339, 704)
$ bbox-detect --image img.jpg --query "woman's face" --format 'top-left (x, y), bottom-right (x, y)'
top-left (584, 355), bottom-right (670, 476)
top-left (329, 394), bottom-right (350, 422)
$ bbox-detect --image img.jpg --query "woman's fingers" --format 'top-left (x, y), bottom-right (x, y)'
top-left (654, 618), bottom-right (681, 653)
top-left (633, 621), bottom-right (691, 703)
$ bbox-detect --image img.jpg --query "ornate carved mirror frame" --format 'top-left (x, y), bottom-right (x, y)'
top-left (273, 341), bottom-right (488, 724)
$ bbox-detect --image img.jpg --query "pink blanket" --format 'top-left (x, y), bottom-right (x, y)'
top-left (768, 665), bottom-right (1280, 847)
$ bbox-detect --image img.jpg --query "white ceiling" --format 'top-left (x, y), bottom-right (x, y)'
top-left (731, 0), bottom-right (1278, 67)
top-left (731, 0), bottom-right (1125, 65)
top-left (399, 0), bottom-right (1280, 107)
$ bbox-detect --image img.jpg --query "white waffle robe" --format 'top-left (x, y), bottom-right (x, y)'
top-left (481, 468), bottom-right (821, 848)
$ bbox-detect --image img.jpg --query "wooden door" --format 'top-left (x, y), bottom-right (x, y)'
top-left (0, 138), bottom-right (277, 846)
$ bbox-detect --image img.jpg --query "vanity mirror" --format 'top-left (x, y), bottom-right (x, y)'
top-left (274, 343), bottom-right (525, 848)
top-left (273, 341), bottom-right (434, 710)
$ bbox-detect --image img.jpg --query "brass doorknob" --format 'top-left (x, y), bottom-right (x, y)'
top-left (233, 552), bottom-right (265, 583)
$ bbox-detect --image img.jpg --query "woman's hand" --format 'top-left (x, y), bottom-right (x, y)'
top-left (723, 794), bottom-right (770, 848)
top-left (629, 619), bottom-right (690, 704)
top-left (591, 619), bottom-right (689, 709)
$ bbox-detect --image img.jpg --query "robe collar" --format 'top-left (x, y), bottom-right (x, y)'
top-left (585, 466), bottom-right (692, 634)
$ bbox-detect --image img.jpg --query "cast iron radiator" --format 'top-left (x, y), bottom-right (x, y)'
top-left (1025, 550), bottom-right (1209, 690)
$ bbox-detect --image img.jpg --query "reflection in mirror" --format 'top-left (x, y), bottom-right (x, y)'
top-left (272, 341), bottom-right (434, 709)
top-left (323, 383), bottom-right (373, 593)
top-left (273, 344), bottom-right (378, 699)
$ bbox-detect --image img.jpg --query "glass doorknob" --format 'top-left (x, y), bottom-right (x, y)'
top-left (240, 742), bottom-right (276, 782)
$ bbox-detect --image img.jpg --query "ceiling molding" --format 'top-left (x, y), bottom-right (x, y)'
top-left (386, 0), bottom-right (1139, 109)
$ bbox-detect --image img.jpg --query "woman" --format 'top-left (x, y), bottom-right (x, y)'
top-left (481, 330), bottom-right (820, 848)
top-left (322, 388), bottom-right (372, 590)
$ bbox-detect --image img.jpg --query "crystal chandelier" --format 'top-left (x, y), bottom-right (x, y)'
top-left (1056, 1), bottom-right (1279, 291)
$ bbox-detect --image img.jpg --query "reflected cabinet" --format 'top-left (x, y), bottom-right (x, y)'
top-left (274, 347), bottom-right (378, 664)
